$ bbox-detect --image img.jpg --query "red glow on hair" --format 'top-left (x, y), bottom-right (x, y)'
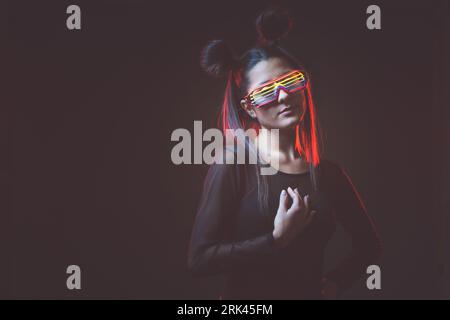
top-left (220, 78), bottom-right (232, 131)
top-left (295, 82), bottom-right (320, 166)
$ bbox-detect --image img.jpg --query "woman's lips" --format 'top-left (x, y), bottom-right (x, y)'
top-left (278, 106), bottom-right (295, 115)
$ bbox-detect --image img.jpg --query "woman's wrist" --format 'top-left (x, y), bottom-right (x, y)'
top-left (272, 230), bottom-right (288, 248)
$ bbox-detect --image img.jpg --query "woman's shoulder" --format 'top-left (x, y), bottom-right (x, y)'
top-left (317, 157), bottom-right (363, 200)
top-left (318, 157), bottom-right (341, 174)
top-left (317, 157), bottom-right (349, 185)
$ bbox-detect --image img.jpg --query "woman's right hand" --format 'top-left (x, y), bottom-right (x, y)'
top-left (272, 187), bottom-right (316, 248)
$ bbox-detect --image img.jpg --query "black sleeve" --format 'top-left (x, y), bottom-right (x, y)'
top-left (323, 163), bottom-right (382, 293)
top-left (187, 162), bottom-right (279, 277)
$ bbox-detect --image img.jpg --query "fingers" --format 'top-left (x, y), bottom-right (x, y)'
top-left (294, 189), bottom-right (316, 214)
top-left (302, 192), bottom-right (317, 221)
top-left (278, 189), bottom-right (289, 212)
top-left (301, 191), bottom-right (309, 213)
top-left (287, 187), bottom-right (300, 209)
top-left (293, 188), bottom-right (317, 218)
top-left (286, 187), bottom-right (317, 217)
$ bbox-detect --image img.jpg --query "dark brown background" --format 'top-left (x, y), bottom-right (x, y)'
top-left (2, 0), bottom-right (449, 299)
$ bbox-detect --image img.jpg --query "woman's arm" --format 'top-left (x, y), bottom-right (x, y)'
top-left (323, 163), bottom-right (382, 295)
top-left (187, 162), bottom-right (278, 277)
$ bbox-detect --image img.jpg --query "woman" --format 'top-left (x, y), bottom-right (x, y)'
top-left (187, 7), bottom-right (381, 299)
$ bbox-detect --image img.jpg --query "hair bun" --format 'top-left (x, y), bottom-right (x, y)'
top-left (256, 6), bottom-right (293, 46)
top-left (200, 40), bottom-right (239, 78)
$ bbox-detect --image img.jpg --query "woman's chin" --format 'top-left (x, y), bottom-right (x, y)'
top-left (276, 117), bottom-right (300, 130)
top-left (278, 111), bottom-right (301, 127)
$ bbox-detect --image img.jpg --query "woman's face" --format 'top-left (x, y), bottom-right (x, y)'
top-left (241, 57), bottom-right (306, 130)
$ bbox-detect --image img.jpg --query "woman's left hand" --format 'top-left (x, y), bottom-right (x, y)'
top-left (321, 278), bottom-right (338, 300)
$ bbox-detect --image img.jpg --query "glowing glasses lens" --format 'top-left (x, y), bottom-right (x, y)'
top-left (249, 71), bottom-right (306, 108)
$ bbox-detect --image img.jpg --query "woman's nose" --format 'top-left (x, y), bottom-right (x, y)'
top-left (277, 88), bottom-right (290, 103)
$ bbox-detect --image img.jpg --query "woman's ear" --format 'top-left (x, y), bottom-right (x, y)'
top-left (240, 99), bottom-right (257, 119)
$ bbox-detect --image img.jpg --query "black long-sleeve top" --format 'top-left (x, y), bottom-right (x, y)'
top-left (187, 155), bottom-right (381, 299)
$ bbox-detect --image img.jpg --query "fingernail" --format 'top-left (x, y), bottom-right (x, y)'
top-left (281, 190), bottom-right (286, 195)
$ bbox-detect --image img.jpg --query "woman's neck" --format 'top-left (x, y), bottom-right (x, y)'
top-left (256, 126), bottom-right (301, 164)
